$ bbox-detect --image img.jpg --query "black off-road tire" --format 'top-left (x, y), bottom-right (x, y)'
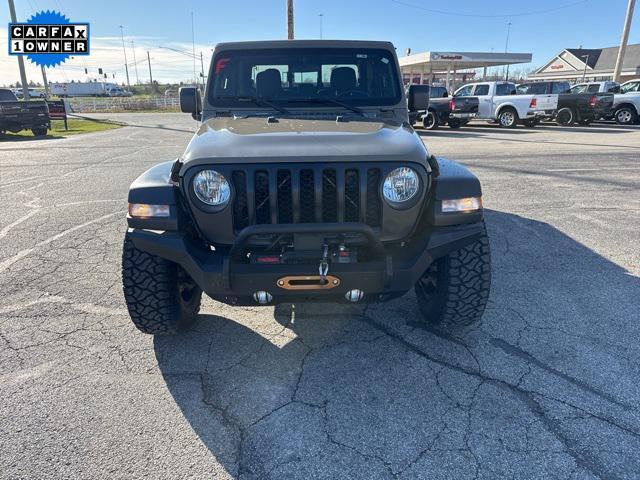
top-left (422, 111), bottom-right (439, 130)
top-left (556, 108), bottom-right (575, 126)
top-left (122, 236), bottom-right (202, 335)
top-left (31, 126), bottom-right (48, 137)
top-left (415, 225), bottom-right (491, 329)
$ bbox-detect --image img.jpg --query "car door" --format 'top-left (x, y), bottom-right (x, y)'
top-left (471, 84), bottom-right (492, 117)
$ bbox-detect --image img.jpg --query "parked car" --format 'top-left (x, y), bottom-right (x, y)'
top-left (164, 89), bottom-right (178, 97)
top-left (108, 87), bottom-right (133, 97)
top-left (406, 84), bottom-right (478, 130)
top-left (12, 89), bottom-right (24, 99)
top-left (27, 88), bottom-right (46, 98)
top-left (455, 81), bottom-right (557, 128)
top-left (569, 81), bottom-right (620, 94)
top-left (0, 88), bottom-right (50, 136)
top-left (122, 39), bottom-right (492, 335)
top-left (516, 81), bottom-right (614, 126)
top-left (612, 80), bottom-right (640, 125)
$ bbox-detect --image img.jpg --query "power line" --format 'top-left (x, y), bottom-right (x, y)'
top-left (390, 0), bottom-right (590, 18)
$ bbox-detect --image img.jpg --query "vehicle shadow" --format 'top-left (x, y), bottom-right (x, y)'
top-left (154, 209), bottom-right (640, 479)
top-left (0, 133), bottom-right (62, 142)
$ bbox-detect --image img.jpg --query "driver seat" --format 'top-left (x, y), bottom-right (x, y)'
top-left (330, 67), bottom-right (357, 95)
top-left (256, 68), bottom-right (283, 98)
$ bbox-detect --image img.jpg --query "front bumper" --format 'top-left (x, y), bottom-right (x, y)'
top-left (127, 221), bottom-right (484, 305)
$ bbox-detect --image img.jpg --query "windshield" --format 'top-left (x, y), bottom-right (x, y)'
top-left (620, 81), bottom-right (640, 94)
top-left (208, 48), bottom-right (402, 108)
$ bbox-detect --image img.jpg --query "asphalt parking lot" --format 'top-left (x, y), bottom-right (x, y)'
top-left (1, 114), bottom-right (639, 479)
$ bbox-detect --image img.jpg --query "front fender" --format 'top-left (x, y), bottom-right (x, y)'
top-left (424, 157), bottom-right (483, 227)
top-left (127, 160), bottom-right (183, 231)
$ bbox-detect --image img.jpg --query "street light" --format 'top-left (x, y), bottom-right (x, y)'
top-left (504, 22), bottom-right (512, 81)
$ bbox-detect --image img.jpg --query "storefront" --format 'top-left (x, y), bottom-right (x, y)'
top-left (528, 45), bottom-right (640, 83)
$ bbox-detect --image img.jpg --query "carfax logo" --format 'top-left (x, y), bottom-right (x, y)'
top-left (8, 10), bottom-right (90, 67)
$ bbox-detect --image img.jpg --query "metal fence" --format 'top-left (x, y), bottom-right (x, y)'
top-left (66, 96), bottom-right (179, 113)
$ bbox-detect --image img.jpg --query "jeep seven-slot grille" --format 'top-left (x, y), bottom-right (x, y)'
top-left (230, 166), bottom-right (382, 230)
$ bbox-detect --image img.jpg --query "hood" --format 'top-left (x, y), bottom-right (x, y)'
top-left (181, 116), bottom-right (427, 165)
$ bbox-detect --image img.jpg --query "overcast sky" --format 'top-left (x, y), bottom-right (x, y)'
top-left (1, 0), bottom-right (638, 86)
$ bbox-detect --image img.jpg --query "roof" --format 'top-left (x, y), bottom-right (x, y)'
top-left (213, 40), bottom-right (396, 51)
top-left (398, 51), bottom-right (532, 73)
top-left (592, 44), bottom-right (640, 70)
top-left (566, 49), bottom-right (602, 68)
top-left (534, 44), bottom-right (640, 75)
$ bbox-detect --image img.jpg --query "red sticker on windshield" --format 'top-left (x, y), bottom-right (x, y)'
top-left (215, 58), bottom-right (230, 74)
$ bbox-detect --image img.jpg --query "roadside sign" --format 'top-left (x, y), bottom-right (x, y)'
top-left (46, 99), bottom-right (67, 130)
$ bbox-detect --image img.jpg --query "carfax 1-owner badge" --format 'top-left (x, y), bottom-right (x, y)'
top-left (8, 10), bottom-right (90, 67)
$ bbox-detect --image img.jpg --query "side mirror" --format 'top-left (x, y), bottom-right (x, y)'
top-left (407, 86), bottom-right (429, 111)
top-left (179, 87), bottom-right (202, 120)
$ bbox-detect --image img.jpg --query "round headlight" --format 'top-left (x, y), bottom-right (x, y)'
top-left (193, 170), bottom-right (231, 206)
top-left (383, 167), bottom-right (419, 204)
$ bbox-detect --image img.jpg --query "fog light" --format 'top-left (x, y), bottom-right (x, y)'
top-left (345, 289), bottom-right (365, 303)
top-left (128, 203), bottom-right (170, 218)
top-left (253, 291), bottom-right (273, 305)
top-left (441, 197), bottom-right (482, 213)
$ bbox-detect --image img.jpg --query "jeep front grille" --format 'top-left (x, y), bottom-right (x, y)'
top-left (230, 165), bottom-right (382, 231)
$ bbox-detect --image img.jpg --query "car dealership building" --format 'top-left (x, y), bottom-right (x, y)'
top-left (528, 44), bottom-right (640, 83)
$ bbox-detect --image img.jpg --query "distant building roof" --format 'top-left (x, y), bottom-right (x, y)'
top-left (530, 44), bottom-right (640, 80)
top-left (591, 44), bottom-right (640, 71)
top-left (565, 49), bottom-right (602, 68)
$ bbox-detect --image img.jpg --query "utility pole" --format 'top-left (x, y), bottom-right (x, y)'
top-left (581, 55), bottom-right (590, 82)
top-left (191, 12), bottom-right (197, 85)
top-left (130, 41), bottom-right (140, 85)
top-left (287, 0), bottom-right (294, 39)
top-left (119, 26), bottom-right (131, 89)
top-left (504, 22), bottom-right (512, 81)
top-left (147, 51), bottom-right (153, 85)
top-left (41, 66), bottom-right (50, 98)
top-left (319, 13), bottom-right (323, 39)
top-left (8, 0), bottom-right (30, 100)
top-left (613, 0), bottom-right (636, 82)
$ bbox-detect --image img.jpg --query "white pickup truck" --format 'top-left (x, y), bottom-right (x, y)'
top-left (612, 79), bottom-right (640, 125)
top-left (452, 81), bottom-right (558, 128)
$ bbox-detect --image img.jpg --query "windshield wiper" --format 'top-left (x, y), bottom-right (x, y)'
top-left (233, 96), bottom-right (291, 115)
top-left (288, 97), bottom-right (366, 117)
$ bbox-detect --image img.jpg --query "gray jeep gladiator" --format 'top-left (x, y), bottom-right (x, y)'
top-left (122, 40), bottom-right (491, 335)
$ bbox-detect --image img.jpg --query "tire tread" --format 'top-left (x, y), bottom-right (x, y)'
top-left (122, 237), bottom-right (201, 335)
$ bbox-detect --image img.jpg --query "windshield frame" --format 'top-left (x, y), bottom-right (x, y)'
top-left (206, 47), bottom-right (403, 109)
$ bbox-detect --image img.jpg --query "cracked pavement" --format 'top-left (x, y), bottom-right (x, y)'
top-left (0, 114), bottom-right (639, 479)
